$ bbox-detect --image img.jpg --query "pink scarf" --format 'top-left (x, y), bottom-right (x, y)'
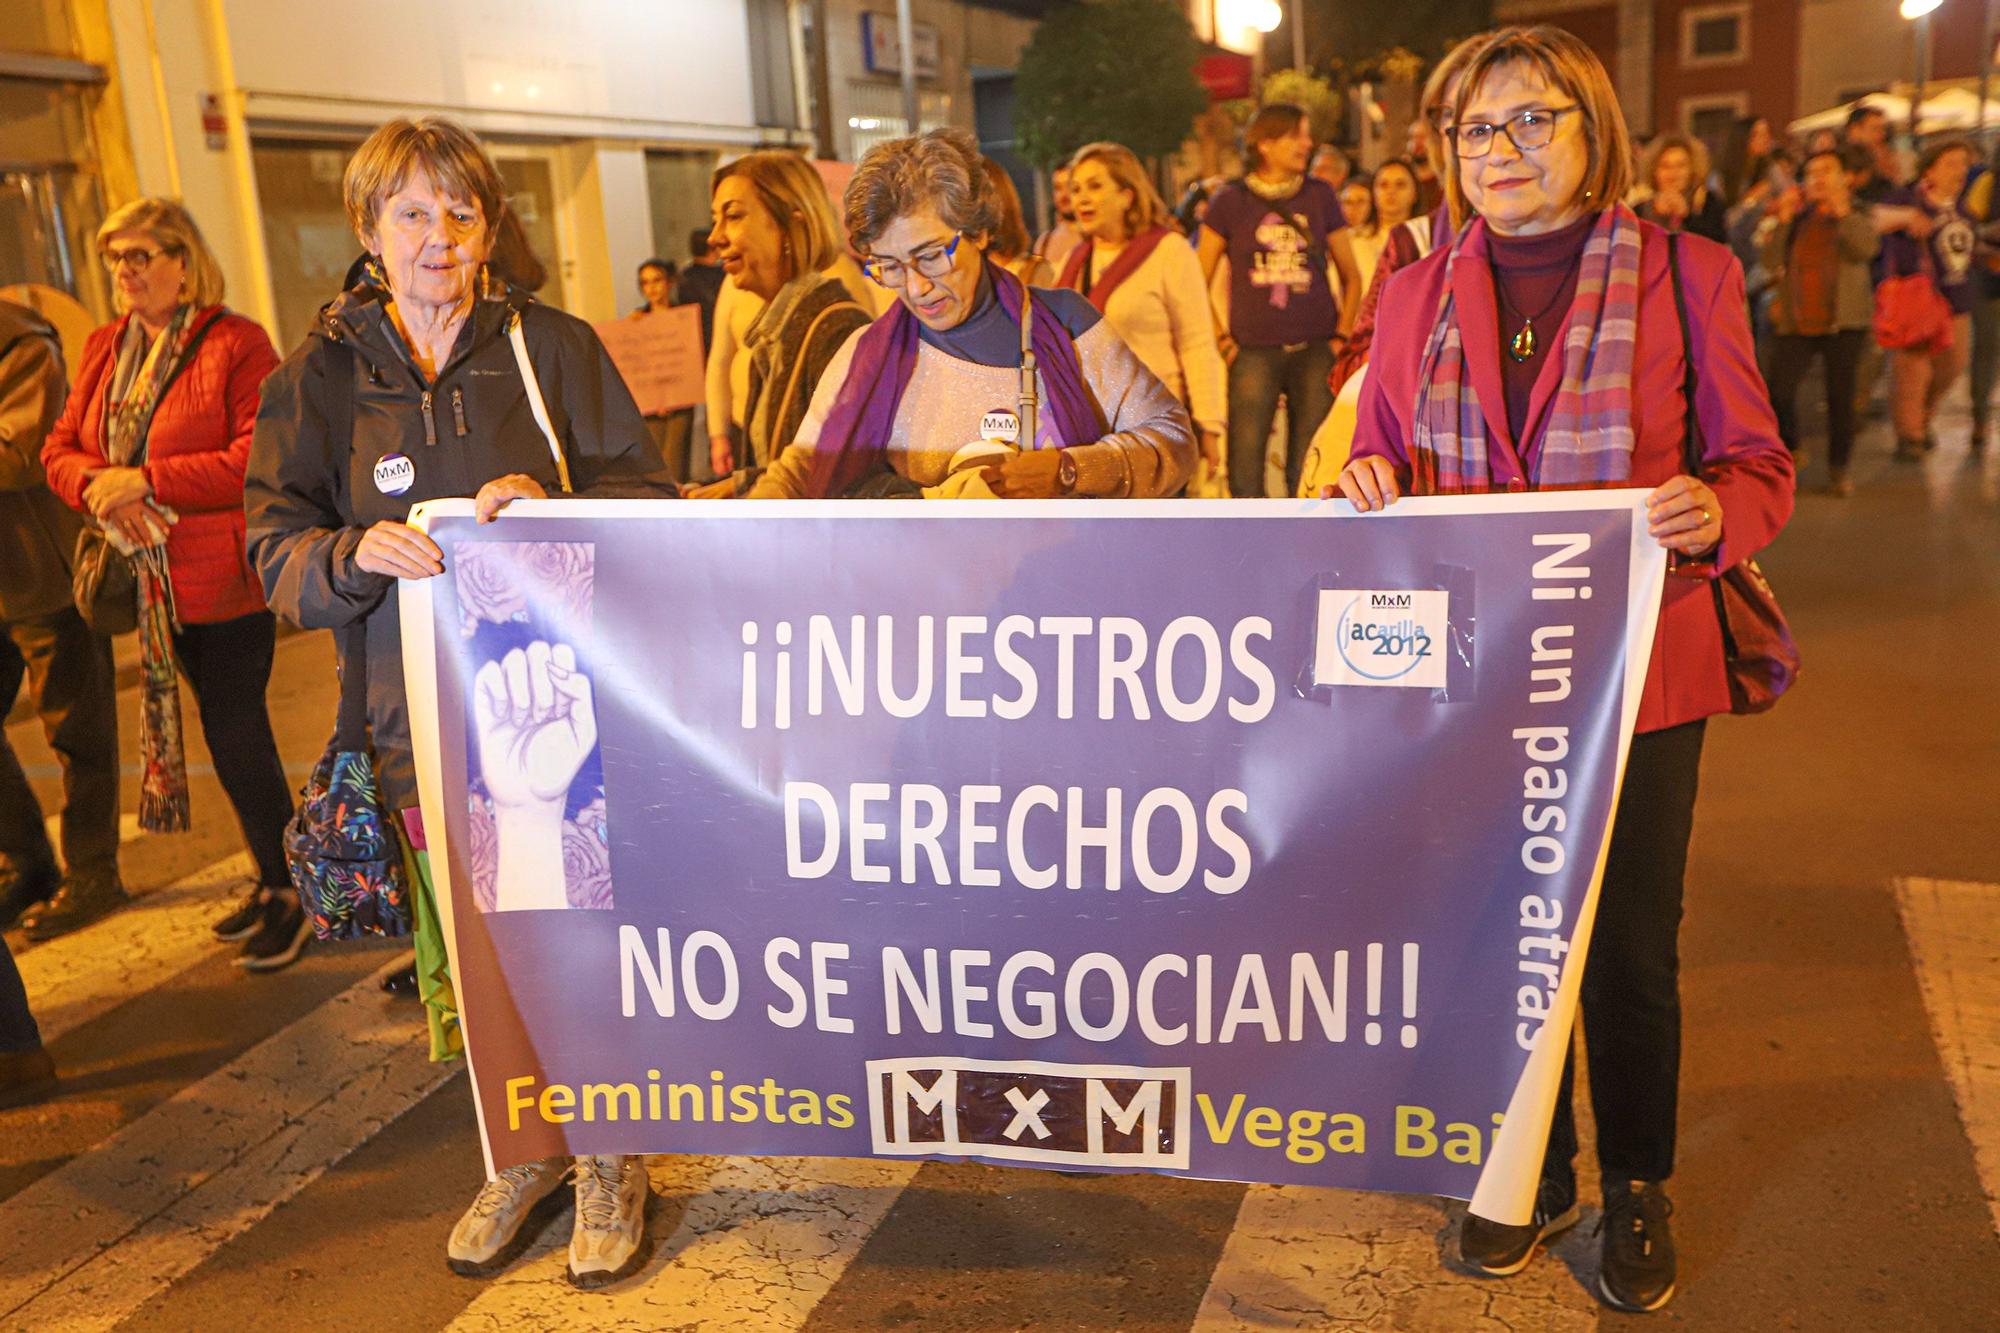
top-left (1410, 205), bottom-right (1642, 493)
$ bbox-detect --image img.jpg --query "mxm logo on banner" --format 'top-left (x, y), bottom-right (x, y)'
top-left (400, 495), bottom-right (1664, 1226)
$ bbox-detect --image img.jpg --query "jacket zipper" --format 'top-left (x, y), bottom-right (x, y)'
top-left (451, 386), bottom-right (467, 437)
top-left (420, 390), bottom-right (436, 447)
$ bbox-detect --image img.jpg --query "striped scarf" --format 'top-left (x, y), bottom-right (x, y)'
top-left (1410, 205), bottom-right (1642, 493)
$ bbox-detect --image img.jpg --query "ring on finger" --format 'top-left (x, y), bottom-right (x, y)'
top-left (1699, 508), bottom-right (1711, 525)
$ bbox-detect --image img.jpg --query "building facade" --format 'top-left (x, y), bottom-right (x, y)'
top-left (1495, 0), bottom-right (1989, 143)
top-left (2, 0), bottom-right (1052, 352)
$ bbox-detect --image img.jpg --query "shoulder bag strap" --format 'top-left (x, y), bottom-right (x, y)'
top-left (774, 299), bottom-right (865, 437)
top-left (316, 337), bottom-right (371, 751)
top-left (1018, 284), bottom-right (1039, 449)
top-left (1664, 231), bottom-right (1703, 478)
top-left (506, 310), bottom-right (573, 493)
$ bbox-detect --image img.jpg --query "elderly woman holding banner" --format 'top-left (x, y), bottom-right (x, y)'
top-left (746, 128), bottom-right (1196, 499)
top-left (1334, 27), bottom-right (1792, 1313)
top-left (244, 115), bottom-right (675, 1291)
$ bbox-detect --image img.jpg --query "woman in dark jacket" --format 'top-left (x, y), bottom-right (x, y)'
top-left (242, 116), bottom-right (675, 1290)
top-left (40, 198), bottom-right (298, 960)
top-left (1631, 133), bottom-right (1729, 245)
top-left (1335, 28), bottom-right (1794, 1313)
top-left (685, 150), bottom-right (872, 495)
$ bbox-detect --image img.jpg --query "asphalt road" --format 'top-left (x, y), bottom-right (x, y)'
top-left (2, 402), bottom-right (1996, 1331)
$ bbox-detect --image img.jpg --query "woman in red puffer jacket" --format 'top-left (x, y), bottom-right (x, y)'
top-left (41, 198), bottom-right (305, 969)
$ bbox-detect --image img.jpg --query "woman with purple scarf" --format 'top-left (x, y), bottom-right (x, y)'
top-left (1334, 28), bottom-right (1794, 1313)
top-left (745, 128), bottom-right (1195, 500)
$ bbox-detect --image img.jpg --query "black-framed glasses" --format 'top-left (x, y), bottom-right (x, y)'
top-left (1448, 107), bottom-right (1579, 160)
top-left (863, 232), bottom-right (962, 288)
top-left (102, 245), bottom-right (175, 274)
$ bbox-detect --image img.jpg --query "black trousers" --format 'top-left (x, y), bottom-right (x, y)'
top-left (0, 607), bottom-right (120, 880)
top-left (172, 611), bottom-right (294, 888)
top-left (1545, 718), bottom-right (1707, 1189)
top-left (0, 936), bottom-right (37, 1053)
top-left (1767, 330), bottom-right (1867, 470)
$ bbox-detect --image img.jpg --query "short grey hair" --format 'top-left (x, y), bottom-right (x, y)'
top-left (843, 127), bottom-right (1001, 252)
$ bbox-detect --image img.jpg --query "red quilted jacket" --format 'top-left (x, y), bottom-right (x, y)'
top-left (42, 307), bottom-right (280, 624)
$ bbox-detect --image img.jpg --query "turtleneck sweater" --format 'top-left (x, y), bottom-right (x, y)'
top-left (1486, 212), bottom-right (1594, 448)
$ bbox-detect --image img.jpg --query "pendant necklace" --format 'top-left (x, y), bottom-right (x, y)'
top-left (1492, 266), bottom-right (1566, 363)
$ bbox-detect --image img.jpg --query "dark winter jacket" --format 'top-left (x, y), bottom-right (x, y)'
top-left (243, 275), bottom-right (678, 807)
top-left (42, 305), bottom-right (280, 624)
top-left (0, 300), bottom-right (84, 622)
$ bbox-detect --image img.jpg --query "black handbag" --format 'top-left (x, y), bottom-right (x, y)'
top-left (71, 525), bottom-right (139, 635)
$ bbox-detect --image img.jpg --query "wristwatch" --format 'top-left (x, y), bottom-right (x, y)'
top-left (1057, 450), bottom-right (1079, 495)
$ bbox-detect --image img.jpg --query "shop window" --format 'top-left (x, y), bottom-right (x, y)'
top-left (252, 139), bottom-right (362, 353)
top-left (844, 82), bottom-right (952, 161)
top-left (645, 149), bottom-right (721, 275)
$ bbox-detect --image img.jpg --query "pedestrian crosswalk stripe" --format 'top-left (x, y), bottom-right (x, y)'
top-left (0, 956), bottom-right (454, 1331)
top-left (442, 1155), bottom-right (919, 1329)
top-left (18, 852), bottom-right (251, 1046)
top-left (1895, 877), bottom-right (2000, 1239)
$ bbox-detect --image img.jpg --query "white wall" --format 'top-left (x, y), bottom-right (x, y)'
top-left (821, 0), bottom-right (1037, 159)
top-left (100, 0), bottom-right (783, 337)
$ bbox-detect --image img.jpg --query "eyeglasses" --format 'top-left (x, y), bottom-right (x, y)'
top-left (102, 245), bottom-right (175, 274)
top-left (1448, 107), bottom-right (1580, 160)
top-left (862, 232), bottom-right (962, 288)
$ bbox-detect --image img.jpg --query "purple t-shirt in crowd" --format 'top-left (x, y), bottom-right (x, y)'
top-left (1881, 185), bottom-right (1978, 315)
top-left (1203, 177), bottom-right (1342, 346)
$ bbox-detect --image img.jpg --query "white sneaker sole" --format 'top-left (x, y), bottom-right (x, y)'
top-left (565, 1185), bottom-right (653, 1290)
top-left (236, 917), bottom-right (312, 972)
top-left (1464, 1202), bottom-right (1582, 1277)
top-left (1597, 1272), bottom-right (1675, 1313)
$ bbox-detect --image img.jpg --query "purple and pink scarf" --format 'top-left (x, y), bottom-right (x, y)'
top-left (803, 259), bottom-right (1100, 498)
top-left (1410, 204), bottom-right (1642, 493)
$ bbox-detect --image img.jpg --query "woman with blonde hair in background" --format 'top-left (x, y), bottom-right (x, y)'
top-left (1059, 141), bottom-right (1226, 477)
top-left (39, 198), bottom-right (296, 956)
top-left (689, 149), bottom-right (874, 494)
top-left (1631, 133), bottom-right (1729, 243)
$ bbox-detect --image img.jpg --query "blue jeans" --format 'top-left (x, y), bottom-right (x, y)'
top-left (1227, 342), bottom-right (1333, 499)
top-left (0, 938), bottom-right (39, 1054)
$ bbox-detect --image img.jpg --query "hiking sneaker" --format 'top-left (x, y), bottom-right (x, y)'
top-left (1597, 1179), bottom-right (1677, 1312)
top-left (567, 1154), bottom-right (649, 1288)
top-left (446, 1157), bottom-right (571, 1276)
top-left (236, 895), bottom-right (311, 972)
top-left (212, 884), bottom-right (271, 942)
top-left (0, 855), bottom-right (60, 931)
top-left (21, 872), bottom-right (129, 941)
top-left (1460, 1174), bottom-right (1580, 1277)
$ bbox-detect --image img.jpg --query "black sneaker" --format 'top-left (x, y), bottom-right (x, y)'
top-left (1597, 1179), bottom-right (1677, 1312)
top-left (212, 885), bottom-right (272, 942)
top-left (0, 856), bottom-right (61, 931)
top-left (237, 895), bottom-right (311, 972)
top-left (1460, 1174), bottom-right (1580, 1276)
top-left (22, 872), bottom-right (129, 941)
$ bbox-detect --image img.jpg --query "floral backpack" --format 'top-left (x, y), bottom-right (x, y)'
top-left (282, 338), bottom-right (410, 939)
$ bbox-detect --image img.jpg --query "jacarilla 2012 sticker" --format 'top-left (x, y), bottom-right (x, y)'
top-left (1314, 589), bottom-right (1449, 689)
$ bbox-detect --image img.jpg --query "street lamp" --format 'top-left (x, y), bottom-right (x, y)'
top-left (1902, 0), bottom-right (1942, 143)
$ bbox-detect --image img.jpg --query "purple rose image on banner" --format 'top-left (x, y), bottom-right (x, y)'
top-left (457, 540), bottom-right (610, 912)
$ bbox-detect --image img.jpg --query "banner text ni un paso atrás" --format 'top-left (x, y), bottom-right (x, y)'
top-left (401, 494), bottom-right (1664, 1224)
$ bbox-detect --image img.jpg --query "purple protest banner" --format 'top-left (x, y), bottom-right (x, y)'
top-left (400, 494), bottom-right (1665, 1226)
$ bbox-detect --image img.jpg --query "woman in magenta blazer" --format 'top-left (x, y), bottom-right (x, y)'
top-left (1334, 28), bottom-right (1794, 1314)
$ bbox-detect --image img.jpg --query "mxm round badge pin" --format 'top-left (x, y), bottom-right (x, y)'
top-left (980, 408), bottom-right (1021, 444)
top-left (373, 453), bottom-right (416, 496)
